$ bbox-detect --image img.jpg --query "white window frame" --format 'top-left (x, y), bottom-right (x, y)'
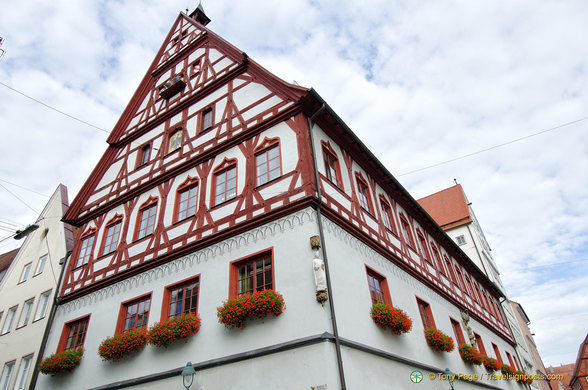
top-left (1, 306), bottom-right (17, 334)
top-left (18, 264), bottom-right (31, 283)
top-left (456, 235), bottom-right (466, 245)
top-left (13, 354), bottom-right (33, 390)
top-left (0, 361), bottom-right (15, 390)
top-left (34, 255), bottom-right (48, 276)
top-left (17, 299), bottom-right (34, 328)
top-left (33, 290), bottom-right (52, 321)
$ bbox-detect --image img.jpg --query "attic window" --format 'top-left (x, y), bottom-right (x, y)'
top-left (456, 235), bottom-right (466, 245)
top-left (159, 75), bottom-right (186, 100)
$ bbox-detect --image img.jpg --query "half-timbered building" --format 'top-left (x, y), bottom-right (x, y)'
top-left (37, 6), bottom-right (527, 390)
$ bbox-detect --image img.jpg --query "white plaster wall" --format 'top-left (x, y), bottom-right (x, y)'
top-left (36, 208), bottom-right (334, 390)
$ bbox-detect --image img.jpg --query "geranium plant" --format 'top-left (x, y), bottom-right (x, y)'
top-left (98, 328), bottom-right (147, 361)
top-left (501, 364), bottom-right (516, 377)
top-left (482, 355), bottom-right (500, 371)
top-left (217, 290), bottom-right (284, 329)
top-left (424, 327), bottom-right (455, 352)
top-left (147, 313), bottom-right (201, 348)
top-left (370, 303), bottom-right (412, 335)
top-left (39, 348), bottom-right (84, 375)
top-left (458, 344), bottom-right (482, 365)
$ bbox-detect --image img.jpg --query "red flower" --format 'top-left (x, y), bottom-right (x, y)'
top-left (500, 364), bottom-right (516, 377)
top-left (370, 303), bottom-right (413, 335)
top-left (147, 313), bottom-right (201, 348)
top-left (98, 328), bottom-right (147, 361)
top-left (39, 348), bottom-right (84, 375)
top-left (482, 355), bottom-right (500, 371)
top-left (458, 344), bottom-right (483, 365)
top-left (217, 290), bottom-right (285, 329)
top-left (424, 327), bottom-right (454, 352)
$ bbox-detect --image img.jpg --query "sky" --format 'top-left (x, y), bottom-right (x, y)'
top-left (1, 0), bottom-right (587, 368)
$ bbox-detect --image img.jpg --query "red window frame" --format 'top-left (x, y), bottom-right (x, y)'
top-left (322, 143), bottom-right (343, 189)
top-left (417, 232), bottom-right (432, 265)
top-left (175, 178), bottom-right (198, 222)
top-left (400, 214), bottom-right (415, 249)
top-left (355, 174), bottom-right (373, 213)
top-left (213, 161), bottom-right (237, 206)
top-left (100, 216), bottom-right (122, 256)
top-left (74, 230), bottom-right (96, 268)
top-left (255, 143), bottom-right (281, 186)
top-left (365, 266), bottom-right (392, 305)
top-left (450, 317), bottom-right (465, 345)
top-left (135, 199), bottom-right (158, 240)
top-left (116, 293), bottom-right (151, 334)
top-left (474, 332), bottom-right (487, 355)
top-left (200, 107), bottom-right (213, 133)
top-left (431, 245), bottom-right (447, 276)
top-left (416, 297), bottom-right (435, 329)
top-left (492, 343), bottom-right (503, 365)
top-left (229, 249), bottom-right (274, 298)
top-left (455, 267), bottom-right (466, 292)
top-left (506, 351), bottom-right (515, 368)
top-left (513, 355), bottom-right (521, 371)
top-left (379, 197), bottom-right (397, 235)
top-left (167, 127), bottom-right (183, 154)
top-left (137, 143), bottom-right (151, 168)
top-left (444, 256), bottom-right (459, 286)
top-left (161, 275), bottom-right (200, 321)
top-left (57, 315), bottom-right (90, 352)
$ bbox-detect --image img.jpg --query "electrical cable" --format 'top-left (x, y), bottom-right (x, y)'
top-left (0, 182), bottom-right (39, 214)
top-left (0, 178), bottom-right (50, 198)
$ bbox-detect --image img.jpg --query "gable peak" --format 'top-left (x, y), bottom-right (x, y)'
top-left (189, 2), bottom-right (211, 26)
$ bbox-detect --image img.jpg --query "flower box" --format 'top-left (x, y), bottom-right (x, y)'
top-left (370, 303), bottom-right (412, 335)
top-left (501, 364), bottom-right (516, 377)
top-left (39, 348), bottom-right (83, 375)
top-left (514, 370), bottom-right (533, 384)
top-left (217, 290), bottom-right (284, 329)
top-left (458, 344), bottom-right (482, 365)
top-left (424, 327), bottom-right (454, 352)
top-left (98, 328), bottom-right (147, 361)
top-left (482, 355), bottom-right (500, 371)
top-left (147, 313), bottom-right (201, 348)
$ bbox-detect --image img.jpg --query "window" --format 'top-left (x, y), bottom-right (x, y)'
top-left (356, 175), bottom-right (373, 213)
top-left (400, 215), bottom-right (415, 248)
top-left (0, 361), bottom-right (15, 390)
top-left (34, 290), bottom-right (52, 321)
top-left (137, 144), bottom-right (151, 167)
top-left (175, 179), bottom-right (198, 222)
top-left (18, 263), bottom-right (31, 283)
top-left (456, 235), bottom-right (466, 245)
top-left (168, 129), bottom-right (183, 153)
top-left (1, 306), bottom-right (17, 335)
top-left (59, 316), bottom-right (89, 351)
top-left (201, 107), bottom-right (213, 132)
top-left (450, 318), bottom-right (465, 345)
top-left (417, 233), bottom-right (432, 264)
top-left (431, 246), bottom-right (446, 276)
top-left (118, 295), bottom-right (151, 333)
top-left (506, 351), bottom-right (515, 368)
top-left (322, 145), bottom-right (342, 188)
top-left (16, 299), bottom-right (34, 328)
top-left (162, 276), bottom-right (199, 320)
top-left (230, 251), bottom-right (273, 297)
top-left (136, 201), bottom-right (157, 240)
top-left (75, 233), bottom-right (95, 267)
top-left (255, 144), bottom-right (281, 186)
top-left (214, 165), bottom-right (237, 205)
top-left (380, 198), bottom-right (397, 234)
top-left (464, 275), bottom-right (474, 297)
top-left (445, 256), bottom-right (458, 286)
top-left (13, 354), bottom-right (32, 390)
top-left (101, 218), bottom-right (122, 256)
top-left (455, 267), bottom-right (466, 292)
top-left (492, 343), bottom-right (503, 365)
top-left (416, 298), bottom-right (435, 329)
top-left (475, 333), bottom-right (487, 355)
top-left (34, 255), bottom-right (47, 276)
top-left (366, 267), bottom-right (390, 305)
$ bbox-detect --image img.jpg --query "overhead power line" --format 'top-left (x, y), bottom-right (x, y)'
top-left (0, 178), bottom-right (50, 198)
top-left (0, 182), bottom-right (39, 214)
top-left (397, 116), bottom-right (588, 177)
top-left (0, 80), bottom-right (110, 134)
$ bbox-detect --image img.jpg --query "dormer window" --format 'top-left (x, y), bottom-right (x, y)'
top-left (159, 74), bottom-right (186, 100)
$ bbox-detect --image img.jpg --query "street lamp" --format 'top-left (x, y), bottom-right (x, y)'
top-left (444, 368), bottom-right (455, 390)
top-left (181, 362), bottom-right (196, 390)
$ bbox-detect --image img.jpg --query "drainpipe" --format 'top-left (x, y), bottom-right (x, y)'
top-left (28, 249), bottom-right (71, 390)
top-left (306, 103), bottom-right (347, 390)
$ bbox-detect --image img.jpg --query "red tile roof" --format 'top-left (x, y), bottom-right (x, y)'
top-left (417, 184), bottom-right (472, 230)
top-left (0, 247), bottom-right (19, 272)
top-left (549, 363), bottom-right (575, 390)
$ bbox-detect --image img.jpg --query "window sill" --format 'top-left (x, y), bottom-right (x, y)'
top-left (324, 176), bottom-right (345, 194)
top-left (96, 250), bottom-right (116, 260)
top-left (211, 197), bottom-right (237, 210)
top-left (198, 126), bottom-right (213, 136)
top-left (134, 233), bottom-right (154, 244)
top-left (255, 176), bottom-right (282, 190)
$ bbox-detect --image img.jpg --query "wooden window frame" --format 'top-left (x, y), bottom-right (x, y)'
top-left (379, 197), bottom-right (398, 235)
top-left (229, 249), bottom-right (274, 299)
top-left (355, 173), bottom-right (373, 214)
top-left (321, 142), bottom-right (343, 190)
top-left (417, 231), bottom-right (433, 265)
top-left (174, 177), bottom-right (199, 223)
top-left (74, 228), bottom-right (96, 268)
top-left (444, 256), bottom-right (459, 286)
top-left (431, 245), bottom-right (447, 276)
top-left (400, 214), bottom-right (415, 249)
top-left (254, 140), bottom-right (282, 187)
top-left (492, 343), bottom-right (503, 365)
top-left (455, 267), bottom-right (467, 293)
top-left (136, 143), bottom-right (151, 168)
top-left (474, 332), bottom-right (487, 355)
top-left (135, 198), bottom-right (158, 241)
top-left (365, 266), bottom-right (392, 305)
top-left (212, 159), bottom-right (238, 206)
top-left (450, 317), bottom-right (466, 345)
top-left (161, 275), bottom-right (200, 321)
top-left (416, 297), bottom-right (436, 329)
top-left (115, 293), bottom-right (152, 335)
top-left (57, 315), bottom-right (90, 352)
top-left (199, 106), bottom-right (214, 134)
top-left (100, 215), bottom-right (123, 256)
top-left (506, 351), bottom-right (515, 368)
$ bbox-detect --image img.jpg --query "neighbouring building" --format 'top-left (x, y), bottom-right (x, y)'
top-left (565, 334), bottom-right (588, 390)
top-left (0, 184), bottom-right (74, 390)
top-left (549, 364), bottom-right (575, 390)
top-left (37, 6), bottom-right (527, 390)
top-left (418, 184), bottom-right (538, 383)
top-left (0, 248), bottom-right (19, 285)
top-left (511, 301), bottom-right (550, 390)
